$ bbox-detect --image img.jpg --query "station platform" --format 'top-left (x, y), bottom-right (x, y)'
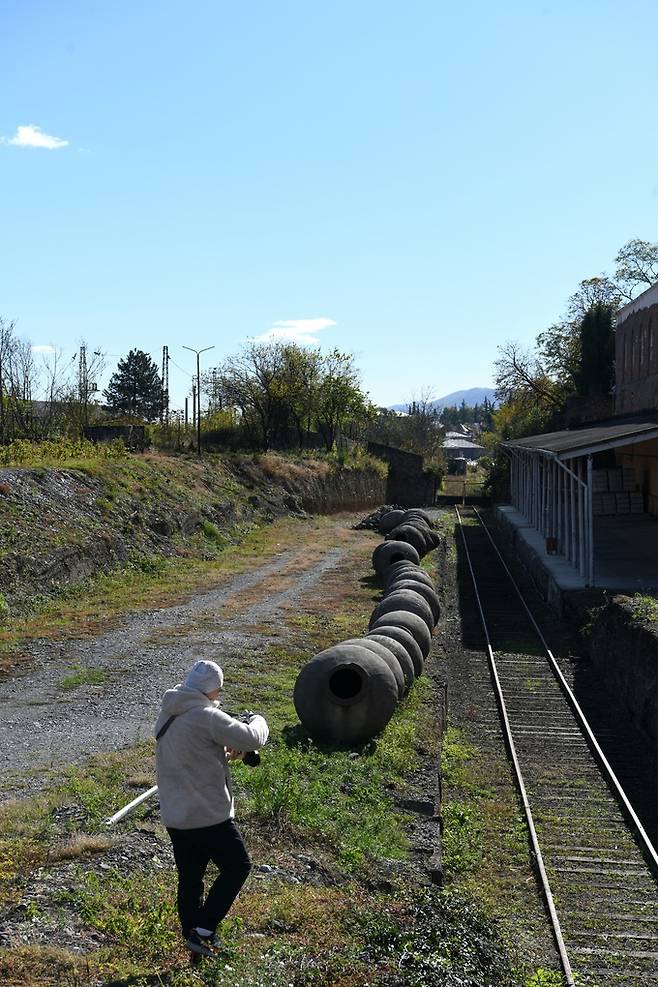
top-left (496, 504), bottom-right (658, 605)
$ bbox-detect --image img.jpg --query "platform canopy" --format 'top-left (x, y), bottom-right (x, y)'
top-left (504, 414), bottom-right (658, 461)
top-left (500, 414), bottom-right (658, 586)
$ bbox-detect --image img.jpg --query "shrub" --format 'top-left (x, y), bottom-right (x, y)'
top-left (0, 437), bottom-right (128, 466)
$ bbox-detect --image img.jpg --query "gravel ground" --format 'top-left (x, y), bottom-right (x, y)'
top-left (0, 540), bottom-right (345, 801)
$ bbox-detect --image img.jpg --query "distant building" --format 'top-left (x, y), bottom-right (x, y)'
top-left (442, 435), bottom-right (486, 460)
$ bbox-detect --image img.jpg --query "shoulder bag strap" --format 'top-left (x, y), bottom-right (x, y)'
top-left (155, 715), bottom-right (177, 741)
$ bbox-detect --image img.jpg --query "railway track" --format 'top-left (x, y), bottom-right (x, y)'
top-left (455, 506), bottom-right (658, 987)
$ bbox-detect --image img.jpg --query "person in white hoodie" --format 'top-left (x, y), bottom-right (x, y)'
top-left (155, 658), bottom-right (269, 957)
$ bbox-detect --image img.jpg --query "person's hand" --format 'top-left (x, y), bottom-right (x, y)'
top-left (226, 748), bottom-right (245, 761)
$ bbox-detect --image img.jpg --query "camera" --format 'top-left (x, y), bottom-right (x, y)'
top-left (237, 711), bottom-right (261, 768)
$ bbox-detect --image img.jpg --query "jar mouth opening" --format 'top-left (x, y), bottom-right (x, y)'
top-left (329, 663), bottom-right (367, 706)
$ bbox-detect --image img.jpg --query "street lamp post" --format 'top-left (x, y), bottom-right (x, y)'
top-left (182, 345), bottom-right (215, 455)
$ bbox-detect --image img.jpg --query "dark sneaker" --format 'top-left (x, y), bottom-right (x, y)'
top-left (186, 929), bottom-right (220, 956)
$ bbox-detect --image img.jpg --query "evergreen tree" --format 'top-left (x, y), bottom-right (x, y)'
top-left (576, 303), bottom-right (615, 396)
top-left (104, 349), bottom-right (163, 420)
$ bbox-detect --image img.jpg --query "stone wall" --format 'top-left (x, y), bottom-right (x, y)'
top-left (588, 596), bottom-right (658, 751)
top-left (367, 441), bottom-right (437, 506)
top-left (298, 467), bottom-right (387, 513)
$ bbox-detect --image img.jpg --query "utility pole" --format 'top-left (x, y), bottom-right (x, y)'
top-left (183, 345), bottom-right (215, 456)
top-left (78, 345), bottom-right (88, 426)
top-left (160, 345), bottom-right (170, 425)
top-left (192, 385), bottom-right (196, 429)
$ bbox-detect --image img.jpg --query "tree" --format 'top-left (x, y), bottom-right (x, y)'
top-left (213, 341), bottom-right (372, 451)
top-left (494, 340), bottom-right (566, 412)
top-left (104, 349), bottom-right (163, 421)
top-left (214, 342), bottom-right (289, 450)
top-left (614, 238), bottom-right (658, 301)
top-left (576, 302), bottom-right (615, 397)
top-left (316, 349), bottom-right (372, 450)
top-left (536, 276), bottom-right (621, 387)
top-left (278, 344), bottom-right (323, 448)
top-left (368, 390), bottom-right (443, 459)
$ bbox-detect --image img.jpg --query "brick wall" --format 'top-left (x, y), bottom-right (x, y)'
top-left (615, 300), bottom-right (658, 414)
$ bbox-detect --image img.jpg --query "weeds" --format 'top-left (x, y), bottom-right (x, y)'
top-left (442, 802), bottom-right (483, 876)
top-left (526, 971), bottom-right (566, 986)
top-left (58, 666), bottom-right (109, 690)
top-left (0, 743), bottom-right (154, 908)
top-left (360, 887), bottom-right (520, 986)
top-left (630, 593), bottom-right (658, 622)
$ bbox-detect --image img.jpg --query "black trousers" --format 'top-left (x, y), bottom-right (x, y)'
top-left (167, 819), bottom-right (251, 935)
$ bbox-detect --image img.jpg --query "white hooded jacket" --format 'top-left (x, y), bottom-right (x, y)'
top-left (154, 684), bottom-right (269, 830)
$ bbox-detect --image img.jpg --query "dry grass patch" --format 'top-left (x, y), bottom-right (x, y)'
top-left (48, 832), bottom-right (113, 862)
top-left (260, 452), bottom-right (331, 486)
top-left (0, 945), bottom-right (88, 987)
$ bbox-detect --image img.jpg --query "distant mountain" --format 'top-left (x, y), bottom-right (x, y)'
top-left (388, 387), bottom-right (496, 412)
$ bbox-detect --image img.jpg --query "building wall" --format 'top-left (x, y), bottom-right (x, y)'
top-left (616, 437), bottom-right (658, 515)
top-left (443, 442), bottom-right (486, 459)
top-left (615, 295), bottom-right (658, 414)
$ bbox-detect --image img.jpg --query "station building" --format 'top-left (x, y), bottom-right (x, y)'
top-left (500, 281), bottom-right (658, 595)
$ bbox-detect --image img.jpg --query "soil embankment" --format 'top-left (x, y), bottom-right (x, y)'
top-left (0, 451), bottom-right (386, 615)
top-left (587, 595), bottom-right (658, 751)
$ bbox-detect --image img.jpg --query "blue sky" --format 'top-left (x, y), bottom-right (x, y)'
top-left (2, 0), bottom-right (658, 410)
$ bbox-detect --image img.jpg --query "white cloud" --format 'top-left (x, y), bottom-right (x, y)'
top-left (6, 125), bottom-right (69, 150)
top-left (254, 317), bottom-right (336, 345)
top-left (31, 344), bottom-right (56, 354)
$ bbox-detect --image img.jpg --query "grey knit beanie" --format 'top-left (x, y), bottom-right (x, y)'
top-left (184, 659), bottom-right (224, 695)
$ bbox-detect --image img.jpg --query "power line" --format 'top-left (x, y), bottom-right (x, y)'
top-left (168, 357), bottom-right (194, 378)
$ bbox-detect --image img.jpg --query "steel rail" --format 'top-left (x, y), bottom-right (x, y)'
top-left (471, 505), bottom-right (658, 879)
top-left (455, 506), bottom-right (576, 986)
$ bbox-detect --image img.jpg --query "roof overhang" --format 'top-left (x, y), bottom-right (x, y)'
top-left (501, 417), bottom-right (658, 461)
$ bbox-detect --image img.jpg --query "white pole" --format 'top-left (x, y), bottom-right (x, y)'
top-left (105, 785), bottom-right (159, 826)
top-left (578, 456), bottom-right (586, 578)
top-left (557, 458), bottom-right (562, 553)
top-left (587, 455), bottom-right (594, 586)
top-left (570, 467), bottom-right (576, 563)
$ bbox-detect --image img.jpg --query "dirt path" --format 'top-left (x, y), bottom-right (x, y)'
top-left (0, 524), bottom-right (349, 800)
